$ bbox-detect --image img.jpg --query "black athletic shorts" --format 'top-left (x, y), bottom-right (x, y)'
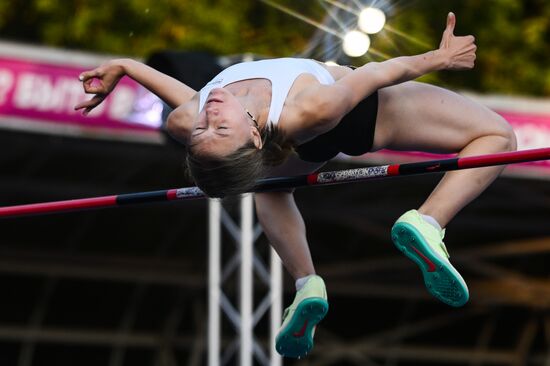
top-left (295, 67), bottom-right (379, 163)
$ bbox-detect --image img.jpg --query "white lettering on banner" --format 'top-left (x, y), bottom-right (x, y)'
top-left (514, 123), bottom-right (550, 150)
top-left (109, 86), bottom-right (135, 120)
top-left (13, 72), bottom-right (110, 115)
top-left (13, 73), bottom-right (34, 109)
top-left (0, 69), bottom-right (14, 106)
top-left (14, 73), bottom-right (83, 113)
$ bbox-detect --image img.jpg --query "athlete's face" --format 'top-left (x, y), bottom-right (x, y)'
top-left (189, 88), bottom-right (262, 157)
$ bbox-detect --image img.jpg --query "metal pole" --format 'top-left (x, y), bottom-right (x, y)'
top-left (208, 199), bottom-right (221, 366)
top-left (270, 248), bottom-right (283, 366)
top-left (240, 194), bottom-right (254, 366)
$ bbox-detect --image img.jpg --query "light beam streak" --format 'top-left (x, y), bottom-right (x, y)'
top-left (260, 0), bottom-right (342, 37)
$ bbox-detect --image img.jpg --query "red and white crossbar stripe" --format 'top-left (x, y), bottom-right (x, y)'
top-left (0, 147), bottom-right (548, 218)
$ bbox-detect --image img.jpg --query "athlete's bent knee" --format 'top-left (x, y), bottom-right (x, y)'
top-left (491, 114), bottom-right (517, 152)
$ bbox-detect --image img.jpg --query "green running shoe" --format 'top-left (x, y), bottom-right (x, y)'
top-left (275, 275), bottom-right (328, 358)
top-left (391, 210), bottom-right (469, 307)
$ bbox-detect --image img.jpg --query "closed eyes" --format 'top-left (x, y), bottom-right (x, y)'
top-left (195, 126), bottom-right (228, 130)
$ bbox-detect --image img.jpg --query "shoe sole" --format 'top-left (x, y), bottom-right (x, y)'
top-left (275, 297), bottom-right (328, 358)
top-left (392, 222), bottom-right (469, 307)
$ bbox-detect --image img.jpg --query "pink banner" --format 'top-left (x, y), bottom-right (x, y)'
top-left (0, 57), bottom-right (162, 138)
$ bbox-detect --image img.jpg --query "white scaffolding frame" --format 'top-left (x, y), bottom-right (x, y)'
top-left (208, 194), bottom-right (283, 366)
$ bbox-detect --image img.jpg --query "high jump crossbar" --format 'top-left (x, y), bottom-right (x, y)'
top-left (1, 147), bottom-right (549, 219)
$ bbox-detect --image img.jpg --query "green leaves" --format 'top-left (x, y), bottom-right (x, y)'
top-left (1, 0), bottom-right (313, 58)
top-left (383, 0), bottom-right (550, 95)
top-left (1, 0), bottom-right (548, 95)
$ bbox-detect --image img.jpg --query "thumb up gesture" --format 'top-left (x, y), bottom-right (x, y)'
top-left (439, 12), bottom-right (477, 70)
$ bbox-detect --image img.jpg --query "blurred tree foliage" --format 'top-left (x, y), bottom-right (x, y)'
top-left (0, 0), bottom-right (548, 95)
top-left (0, 0), bottom-right (318, 57)
top-left (384, 0), bottom-right (550, 95)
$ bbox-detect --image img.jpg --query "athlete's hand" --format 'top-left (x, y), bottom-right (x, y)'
top-left (74, 60), bottom-right (127, 115)
top-left (438, 12), bottom-right (477, 70)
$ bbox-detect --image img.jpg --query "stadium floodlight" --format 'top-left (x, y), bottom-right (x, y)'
top-left (342, 30), bottom-right (370, 57)
top-left (358, 7), bottom-right (386, 34)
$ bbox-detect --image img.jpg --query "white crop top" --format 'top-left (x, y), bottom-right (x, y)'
top-left (199, 58), bottom-right (335, 126)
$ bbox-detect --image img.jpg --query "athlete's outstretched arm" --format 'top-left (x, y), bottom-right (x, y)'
top-left (341, 12), bottom-right (475, 104)
top-left (75, 59), bottom-right (196, 115)
top-left (255, 191), bottom-right (316, 280)
top-left (296, 12), bottom-right (476, 135)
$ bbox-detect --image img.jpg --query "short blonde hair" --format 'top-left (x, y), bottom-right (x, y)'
top-left (185, 125), bottom-right (293, 198)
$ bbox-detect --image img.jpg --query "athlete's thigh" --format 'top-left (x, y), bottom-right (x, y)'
top-left (372, 81), bottom-right (508, 153)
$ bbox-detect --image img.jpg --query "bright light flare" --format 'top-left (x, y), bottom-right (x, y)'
top-left (358, 7), bottom-right (386, 34)
top-left (342, 30), bottom-right (370, 57)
